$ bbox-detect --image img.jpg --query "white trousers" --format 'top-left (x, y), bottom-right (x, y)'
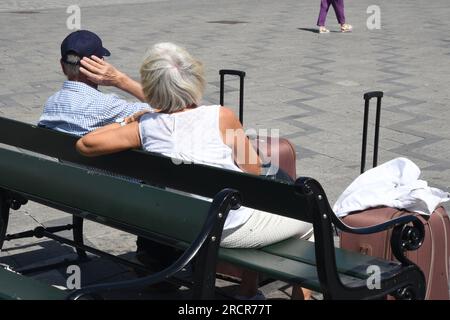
top-left (220, 210), bottom-right (314, 248)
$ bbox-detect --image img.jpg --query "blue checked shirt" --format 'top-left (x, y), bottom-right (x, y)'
top-left (38, 81), bottom-right (151, 136)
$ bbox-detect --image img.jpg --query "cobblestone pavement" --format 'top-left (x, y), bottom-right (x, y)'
top-left (0, 0), bottom-right (449, 299)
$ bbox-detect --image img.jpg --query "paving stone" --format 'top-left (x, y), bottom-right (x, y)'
top-left (1, 0), bottom-right (450, 299)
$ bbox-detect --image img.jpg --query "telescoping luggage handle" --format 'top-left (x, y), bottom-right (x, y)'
top-left (361, 91), bottom-right (383, 174)
top-left (219, 69), bottom-right (246, 125)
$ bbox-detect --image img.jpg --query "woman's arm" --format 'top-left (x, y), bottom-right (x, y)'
top-left (219, 107), bottom-right (261, 175)
top-left (76, 121), bottom-right (142, 157)
top-left (83, 110), bottom-right (151, 137)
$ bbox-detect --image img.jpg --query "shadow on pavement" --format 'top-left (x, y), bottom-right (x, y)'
top-left (297, 27), bottom-right (319, 33)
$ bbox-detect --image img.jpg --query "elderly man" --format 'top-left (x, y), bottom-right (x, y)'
top-left (38, 30), bottom-right (151, 134)
top-left (39, 30), bottom-right (180, 291)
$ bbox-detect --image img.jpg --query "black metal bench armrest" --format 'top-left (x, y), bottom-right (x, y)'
top-left (296, 177), bottom-right (425, 254)
top-left (297, 177), bottom-right (422, 234)
top-left (66, 188), bottom-right (240, 300)
top-left (333, 210), bottom-right (423, 236)
top-left (333, 213), bottom-right (425, 264)
top-left (293, 178), bottom-right (426, 299)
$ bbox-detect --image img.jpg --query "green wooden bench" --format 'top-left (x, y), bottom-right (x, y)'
top-left (0, 116), bottom-right (427, 300)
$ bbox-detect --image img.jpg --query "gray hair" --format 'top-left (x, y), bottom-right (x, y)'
top-left (62, 54), bottom-right (81, 79)
top-left (140, 43), bottom-right (205, 113)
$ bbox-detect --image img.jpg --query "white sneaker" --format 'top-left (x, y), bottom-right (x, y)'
top-left (341, 24), bottom-right (353, 32)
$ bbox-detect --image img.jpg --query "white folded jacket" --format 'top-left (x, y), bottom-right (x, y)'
top-left (333, 157), bottom-right (450, 217)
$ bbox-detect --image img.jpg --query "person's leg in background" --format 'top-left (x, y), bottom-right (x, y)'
top-left (330, 0), bottom-right (345, 24)
top-left (317, 0), bottom-right (332, 33)
top-left (331, 0), bottom-right (353, 32)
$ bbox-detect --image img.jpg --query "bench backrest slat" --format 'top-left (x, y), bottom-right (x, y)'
top-left (0, 117), bottom-right (314, 222)
top-left (0, 147), bottom-right (211, 243)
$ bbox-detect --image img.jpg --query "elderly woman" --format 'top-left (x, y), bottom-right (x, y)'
top-left (76, 43), bottom-right (313, 298)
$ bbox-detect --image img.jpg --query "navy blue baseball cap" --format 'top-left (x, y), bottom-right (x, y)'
top-left (61, 30), bottom-right (110, 64)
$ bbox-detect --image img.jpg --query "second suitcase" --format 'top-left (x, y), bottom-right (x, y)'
top-left (219, 69), bottom-right (297, 180)
top-left (341, 206), bottom-right (450, 300)
top-left (339, 91), bottom-right (450, 300)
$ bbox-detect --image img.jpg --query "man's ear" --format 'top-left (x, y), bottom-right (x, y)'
top-left (60, 59), bottom-right (67, 76)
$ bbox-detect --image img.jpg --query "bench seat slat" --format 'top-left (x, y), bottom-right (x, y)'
top-left (261, 238), bottom-right (402, 279)
top-left (0, 268), bottom-right (67, 300)
top-left (218, 248), bottom-right (362, 291)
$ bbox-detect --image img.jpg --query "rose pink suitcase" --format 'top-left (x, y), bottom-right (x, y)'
top-left (219, 69), bottom-right (297, 181)
top-left (341, 207), bottom-right (450, 300)
top-left (339, 92), bottom-right (450, 300)
top-left (250, 135), bottom-right (297, 181)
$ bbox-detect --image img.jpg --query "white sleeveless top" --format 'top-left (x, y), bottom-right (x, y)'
top-left (139, 105), bottom-right (253, 230)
